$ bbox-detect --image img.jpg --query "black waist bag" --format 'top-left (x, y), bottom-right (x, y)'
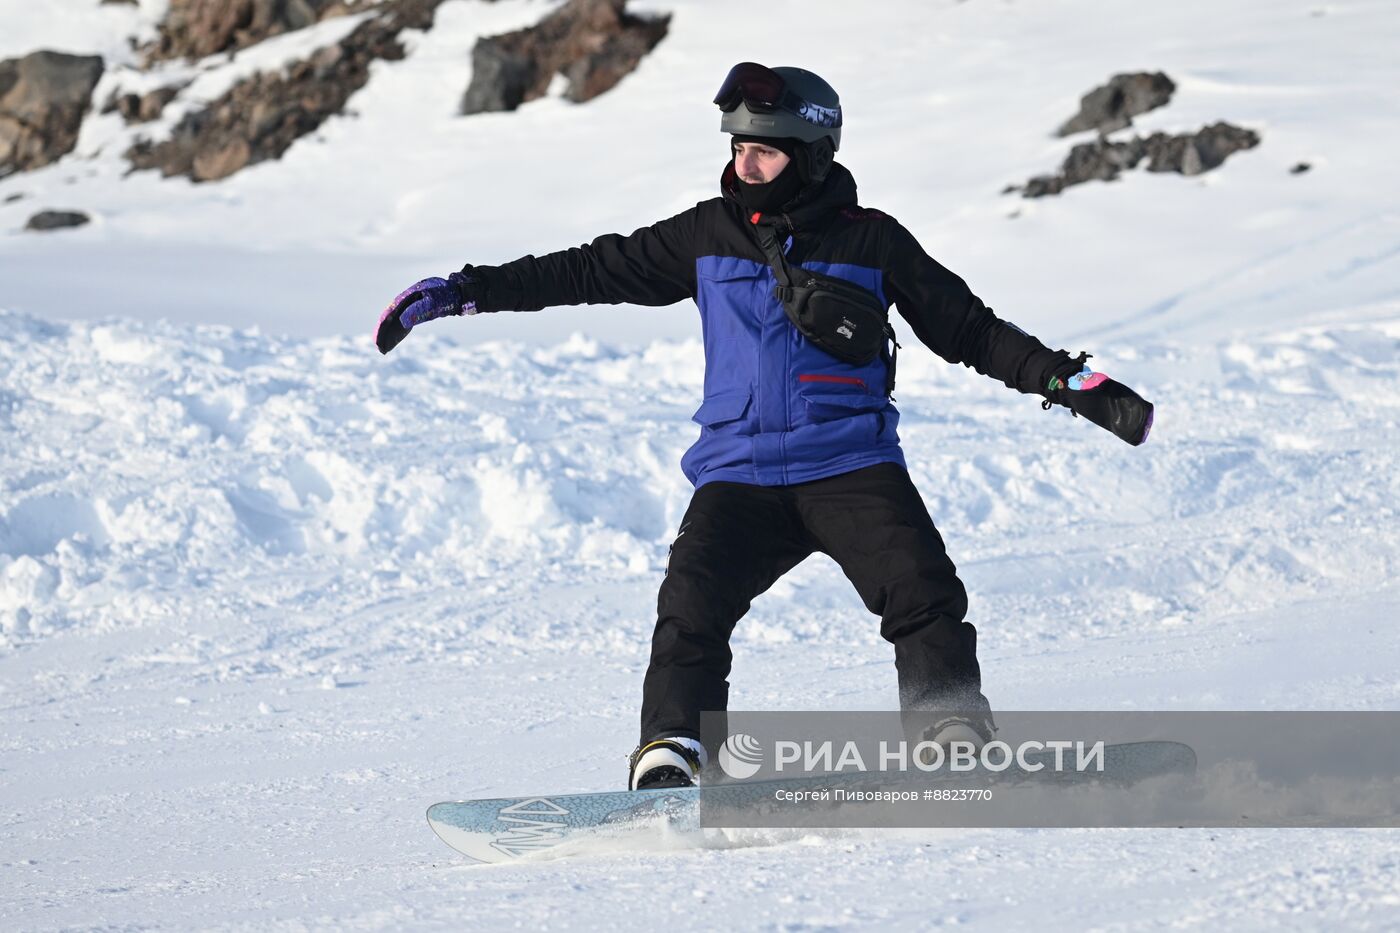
top-left (755, 224), bottom-right (897, 387)
top-left (775, 269), bottom-right (889, 365)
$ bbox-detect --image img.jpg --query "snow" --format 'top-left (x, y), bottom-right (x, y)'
top-left (2, 0), bottom-right (1400, 929)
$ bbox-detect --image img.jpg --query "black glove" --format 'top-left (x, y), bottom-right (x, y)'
top-left (1046, 361), bottom-right (1154, 446)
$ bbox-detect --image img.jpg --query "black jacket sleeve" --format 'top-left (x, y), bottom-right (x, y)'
top-left (468, 207), bottom-right (699, 313)
top-left (883, 220), bottom-right (1080, 397)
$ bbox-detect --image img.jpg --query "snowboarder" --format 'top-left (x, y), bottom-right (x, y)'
top-left (374, 62), bottom-right (1153, 791)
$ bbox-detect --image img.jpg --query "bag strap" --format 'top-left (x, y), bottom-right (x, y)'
top-left (750, 216), bottom-right (798, 289)
top-left (883, 322), bottom-right (900, 398)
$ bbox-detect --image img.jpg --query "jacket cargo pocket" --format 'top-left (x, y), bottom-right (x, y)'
top-left (692, 391), bottom-right (753, 428)
top-left (802, 392), bottom-right (887, 421)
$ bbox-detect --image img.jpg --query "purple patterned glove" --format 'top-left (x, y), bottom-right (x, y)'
top-left (374, 273), bottom-right (479, 355)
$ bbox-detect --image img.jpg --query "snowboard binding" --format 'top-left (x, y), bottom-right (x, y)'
top-left (628, 738), bottom-right (705, 790)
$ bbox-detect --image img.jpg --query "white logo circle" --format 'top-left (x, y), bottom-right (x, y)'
top-left (718, 733), bottom-right (763, 779)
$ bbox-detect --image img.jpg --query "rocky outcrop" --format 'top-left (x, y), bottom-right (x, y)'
top-left (25, 209), bottom-right (90, 230)
top-left (1057, 72), bottom-right (1176, 137)
top-left (0, 51), bottom-right (104, 178)
top-left (1010, 70), bottom-right (1261, 198)
top-left (461, 0), bottom-right (669, 114)
top-left (127, 0), bottom-right (444, 182)
top-left (1019, 122), bottom-right (1261, 198)
top-left (145, 0), bottom-right (370, 63)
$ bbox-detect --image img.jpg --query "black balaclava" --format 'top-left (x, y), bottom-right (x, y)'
top-left (730, 134), bottom-right (804, 213)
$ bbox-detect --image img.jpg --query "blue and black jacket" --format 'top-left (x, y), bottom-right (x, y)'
top-left (469, 162), bottom-right (1082, 488)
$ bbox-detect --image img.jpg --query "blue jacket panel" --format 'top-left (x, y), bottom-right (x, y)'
top-left (682, 254), bottom-right (904, 488)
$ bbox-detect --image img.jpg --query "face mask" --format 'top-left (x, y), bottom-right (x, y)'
top-left (731, 161), bottom-right (803, 212)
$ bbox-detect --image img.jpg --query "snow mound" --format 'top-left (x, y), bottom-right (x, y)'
top-left (2, 308), bottom-right (1395, 664)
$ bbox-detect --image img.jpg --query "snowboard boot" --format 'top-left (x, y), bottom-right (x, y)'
top-left (917, 714), bottom-right (997, 766)
top-left (628, 737), bottom-right (706, 790)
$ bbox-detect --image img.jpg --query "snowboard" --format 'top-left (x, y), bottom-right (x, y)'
top-left (427, 740), bottom-right (1196, 864)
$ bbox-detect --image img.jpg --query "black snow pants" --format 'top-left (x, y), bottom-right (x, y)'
top-left (640, 462), bottom-right (990, 744)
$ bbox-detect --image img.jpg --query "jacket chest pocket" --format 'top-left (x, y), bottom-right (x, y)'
top-left (696, 264), bottom-right (774, 336)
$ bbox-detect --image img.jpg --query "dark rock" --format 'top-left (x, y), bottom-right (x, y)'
top-left (25, 209), bottom-right (90, 230)
top-left (461, 0), bottom-right (669, 114)
top-left (1022, 122), bottom-right (1260, 197)
top-left (127, 0), bottom-right (446, 182)
top-left (1291, 162), bottom-right (1311, 175)
top-left (139, 86), bottom-right (181, 122)
top-left (4, 191), bottom-right (25, 203)
top-left (145, 0), bottom-right (369, 63)
top-left (106, 91), bottom-right (140, 120)
top-left (1142, 122), bottom-right (1261, 175)
top-left (1057, 72), bottom-right (1176, 137)
top-left (0, 51), bottom-right (105, 177)
top-left (1021, 137), bottom-right (1140, 197)
top-left (463, 42), bottom-right (534, 114)
top-left (1066, 135), bottom-right (1145, 180)
top-left (1020, 175), bottom-right (1062, 199)
top-left (103, 84), bottom-right (183, 124)
top-left (192, 136), bottom-right (252, 180)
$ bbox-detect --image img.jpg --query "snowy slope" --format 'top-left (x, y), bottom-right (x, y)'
top-left (3, 0), bottom-right (1400, 930)
top-left (3, 309), bottom-right (1398, 928)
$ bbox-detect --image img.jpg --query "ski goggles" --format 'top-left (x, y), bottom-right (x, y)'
top-left (712, 62), bottom-right (842, 129)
